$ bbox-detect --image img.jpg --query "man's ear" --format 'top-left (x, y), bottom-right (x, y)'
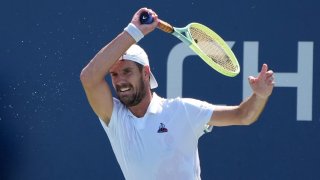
top-left (144, 66), bottom-right (151, 77)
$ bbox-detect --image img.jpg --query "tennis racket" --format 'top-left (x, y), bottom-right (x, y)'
top-left (140, 12), bottom-right (240, 77)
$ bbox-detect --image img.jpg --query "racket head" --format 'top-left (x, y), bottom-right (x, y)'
top-left (185, 23), bottom-right (240, 77)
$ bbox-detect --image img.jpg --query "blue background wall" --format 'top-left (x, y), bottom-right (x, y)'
top-left (1, 0), bottom-right (319, 179)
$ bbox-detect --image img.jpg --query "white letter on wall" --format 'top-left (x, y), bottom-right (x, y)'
top-left (243, 41), bottom-right (313, 121)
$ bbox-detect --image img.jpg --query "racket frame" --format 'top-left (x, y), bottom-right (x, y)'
top-left (171, 23), bottom-right (240, 77)
top-left (139, 13), bottom-right (240, 77)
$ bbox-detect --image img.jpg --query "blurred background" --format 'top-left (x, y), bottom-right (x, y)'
top-left (1, 0), bottom-right (319, 179)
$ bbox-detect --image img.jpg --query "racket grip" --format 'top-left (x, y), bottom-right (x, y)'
top-left (140, 12), bottom-right (174, 33)
top-left (157, 20), bottom-right (174, 33)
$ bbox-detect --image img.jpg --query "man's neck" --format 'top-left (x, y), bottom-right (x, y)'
top-left (128, 91), bottom-right (153, 118)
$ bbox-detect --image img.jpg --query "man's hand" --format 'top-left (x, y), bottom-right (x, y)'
top-left (131, 8), bottom-right (159, 35)
top-left (248, 64), bottom-right (275, 99)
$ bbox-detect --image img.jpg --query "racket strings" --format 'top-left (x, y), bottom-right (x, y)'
top-left (189, 27), bottom-right (237, 72)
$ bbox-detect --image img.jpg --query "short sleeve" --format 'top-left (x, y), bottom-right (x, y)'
top-left (181, 98), bottom-right (215, 138)
top-left (99, 98), bottom-right (121, 136)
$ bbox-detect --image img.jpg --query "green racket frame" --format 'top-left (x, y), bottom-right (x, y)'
top-left (172, 23), bottom-right (240, 77)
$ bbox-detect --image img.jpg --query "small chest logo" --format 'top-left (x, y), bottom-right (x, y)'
top-left (157, 123), bottom-right (168, 133)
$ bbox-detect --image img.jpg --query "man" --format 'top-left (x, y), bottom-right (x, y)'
top-left (80, 7), bottom-right (275, 180)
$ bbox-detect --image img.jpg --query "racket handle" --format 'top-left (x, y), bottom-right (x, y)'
top-left (157, 20), bottom-right (174, 33)
top-left (140, 12), bottom-right (174, 33)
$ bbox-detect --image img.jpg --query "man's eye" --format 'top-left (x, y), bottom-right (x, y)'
top-left (123, 69), bottom-right (131, 74)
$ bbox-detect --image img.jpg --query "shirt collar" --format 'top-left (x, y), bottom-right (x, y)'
top-left (126, 92), bottom-right (163, 118)
top-left (148, 92), bottom-right (163, 114)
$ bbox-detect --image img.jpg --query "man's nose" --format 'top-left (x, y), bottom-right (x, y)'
top-left (113, 75), bottom-right (127, 85)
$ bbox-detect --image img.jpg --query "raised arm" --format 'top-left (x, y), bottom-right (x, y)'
top-left (209, 64), bottom-right (275, 126)
top-left (80, 8), bottom-right (158, 125)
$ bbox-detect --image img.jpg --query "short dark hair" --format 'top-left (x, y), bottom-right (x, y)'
top-left (134, 62), bottom-right (144, 72)
top-left (133, 62), bottom-right (151, 82)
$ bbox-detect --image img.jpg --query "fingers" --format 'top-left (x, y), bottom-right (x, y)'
top-left (135, 7), bottom-right (158, 24)
top-left (138, 7), bottom-right (155, 15)
top-left (251, 63), bottom-right (275, 85)
top-left (248, 76), bottom-right (256, 84)
top-left (263, 63), bottom-right (274, 84)
top-left (261, 63), bottom-right (268, 72)
top-left (137, 7), bottom-right (148, 14)
top-left (259, 63), bottom-right (268, 78)
top-left (249, 64), bottom-right (275, 98)
top-left (151, 12), bottom-right (159, 26)
top-left (146, 9), bottom-right (159, 27)
top-left (148, 9), bottom-right (158, 18)
top-left (267, 72), bottom-right (275, 85)
top-left (134, 8), bottom-right (149, 21)
top-left (131, 7), bottom-right (159, 35)
top-left (259, 64), bottom-right (274, 78)
top-left (265, 68), bottom-right (275, 85)
top-left (266, 70), bottom-right (274, 77)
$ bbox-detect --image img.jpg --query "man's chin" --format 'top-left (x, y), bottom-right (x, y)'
top-left (118, 95), bottom-right (134, 106)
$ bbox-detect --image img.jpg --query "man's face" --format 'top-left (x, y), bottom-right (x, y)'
top-left (109, 60), bottom-right (148, 107)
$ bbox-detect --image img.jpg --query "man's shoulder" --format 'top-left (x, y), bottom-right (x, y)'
top-left (112, 97), bottom-right (127, 112)
top-left (161, 95), bottom-right (214, 111)
top-left (112, 97), bottom-right (122, 106)
top-left (161, 96), bottom-right (203, 106)
top-left (153, 93), bottom-right (183, 106)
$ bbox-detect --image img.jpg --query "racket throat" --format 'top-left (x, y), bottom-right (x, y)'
top-left (172, 29), bottom-right (193, 46)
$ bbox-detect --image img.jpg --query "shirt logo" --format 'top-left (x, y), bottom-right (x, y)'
top-left (157, 123), bottom-right (168, 133)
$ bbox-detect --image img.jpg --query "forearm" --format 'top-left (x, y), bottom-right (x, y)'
top-left (80, 31), bottom-right (135, 86)
top-left (210, 64), bottom-right (274, 127)
top-left (238, 93), bottom-right (269, 125)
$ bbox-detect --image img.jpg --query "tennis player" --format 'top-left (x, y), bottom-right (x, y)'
top-left (80, 8), bottom-right (274, 180)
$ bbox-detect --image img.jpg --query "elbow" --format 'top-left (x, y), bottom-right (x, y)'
top-left (239, 109), bottom-right (257, 126)
top-left (80, 67), bottom-right (95, 87)
top-left (240, 118), bottom-right (255, 126)
top-left (80, 65), bottom-right (107, 89)
top-left (80, 68), bottom-right (89, 84)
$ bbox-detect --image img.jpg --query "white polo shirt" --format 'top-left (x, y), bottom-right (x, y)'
top-left (99, 93), bottom-right (215, 180)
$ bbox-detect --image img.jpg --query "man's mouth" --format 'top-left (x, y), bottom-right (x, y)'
top-left (119, 87), bottom-right (130, 92)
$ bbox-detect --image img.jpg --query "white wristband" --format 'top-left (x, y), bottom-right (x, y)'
top-left (124, 23), bottom-right (144, 42)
